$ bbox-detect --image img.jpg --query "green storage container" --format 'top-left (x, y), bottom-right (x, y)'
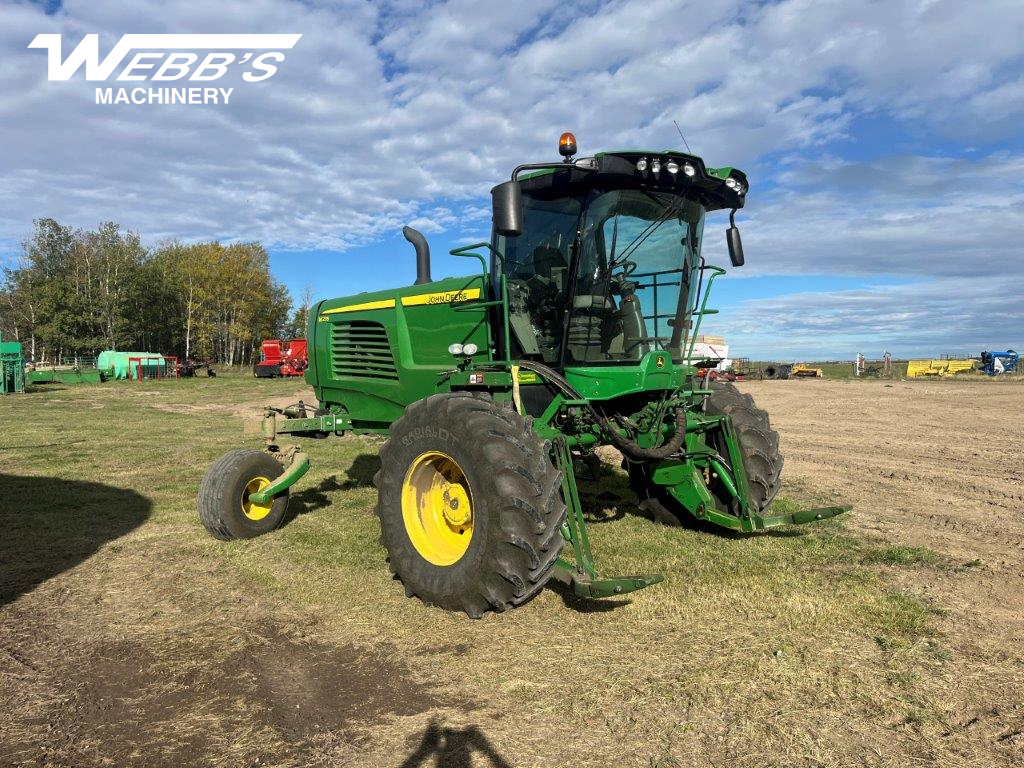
top-left (97, 350), bottom-right (167, 380)
top-left (28, 367), bottom-right (103, 385)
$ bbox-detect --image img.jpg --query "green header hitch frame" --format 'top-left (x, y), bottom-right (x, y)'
top-left (248, 447), bottom-right (310, 505)
top-left (245, 407), bottom-right (349, 504)
top-left (551, 437), bottom-right (665, 598)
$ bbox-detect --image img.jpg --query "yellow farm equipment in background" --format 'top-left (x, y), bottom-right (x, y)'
top-left (791, 363), bottom-right (823, 377)
top-left (906, 359), bottom-right (975, 378)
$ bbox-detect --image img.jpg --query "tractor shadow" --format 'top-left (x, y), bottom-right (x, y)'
top-left (399, 719), bottom-right (511, 768)
top-left (285, 476), bottom-right (342, 520)
top-left (283, 454), bottom-right (382, 524)
top-left (546, 579), bottom-right (631, 613)
top-left (576, 469), bottom-right (639, 524)
top-left (341, 453), bottom-right (380, 488)
top-left (0, 473), bottom-right (152, 606)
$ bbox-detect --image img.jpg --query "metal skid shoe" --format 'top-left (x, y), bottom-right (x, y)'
top-left (758, 505), bottom-right (851, 528)
top-left (550, 438), bottom-right (664, 599)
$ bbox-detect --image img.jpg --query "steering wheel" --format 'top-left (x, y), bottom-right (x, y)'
top-left (615, 260), bottom-right (638, 278)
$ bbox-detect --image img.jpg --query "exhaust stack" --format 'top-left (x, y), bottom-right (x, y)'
top-left (403, 226), bottom-right (431, 285)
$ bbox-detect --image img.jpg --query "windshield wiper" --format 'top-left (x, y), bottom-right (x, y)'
top-left (609, 193), bottom-right (685, 271)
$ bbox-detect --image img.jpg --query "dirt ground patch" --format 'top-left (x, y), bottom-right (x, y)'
top-left (743, 378), bottom-right (1024, 754)
top-left (0, 574), bottom-right (462, 768)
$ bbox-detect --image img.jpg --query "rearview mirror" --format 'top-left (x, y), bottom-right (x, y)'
top-left (726, 222), bottom-right (744, 267)
top-left (492, 181), bottom-right (523, 237)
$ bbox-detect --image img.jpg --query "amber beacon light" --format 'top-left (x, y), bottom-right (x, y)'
top-left (558, 131), bottom-right (577, 159)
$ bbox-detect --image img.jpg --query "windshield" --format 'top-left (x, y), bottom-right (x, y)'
top-left (495, 187), bottom-right (704, 366)
top-left (568, 190), bottom-right (704, 364)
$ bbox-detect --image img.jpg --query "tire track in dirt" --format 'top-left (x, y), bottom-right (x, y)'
top-left (746, 380), bottom-right (1024, 566)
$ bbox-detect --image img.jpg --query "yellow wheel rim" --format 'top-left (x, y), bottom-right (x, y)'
top-left (241, 476), bottom-right (273, 521)
top-left (401, 451), bottom-right (474, 566)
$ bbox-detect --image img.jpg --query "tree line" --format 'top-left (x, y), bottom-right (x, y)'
top-left (0, 218), bottom-right (310, 365)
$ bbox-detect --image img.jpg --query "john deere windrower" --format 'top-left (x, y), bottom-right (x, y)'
top-left (199, 133), bottom-right (850, 617)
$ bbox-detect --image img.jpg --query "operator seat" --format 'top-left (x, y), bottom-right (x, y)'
top-left (566, 293), bottom-right (624, 362)
top-left (531, 246), bottom-right (567, 293)
top-left (507, 245), bottom-right (570, 361)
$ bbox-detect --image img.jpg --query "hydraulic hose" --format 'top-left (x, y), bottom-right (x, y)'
top-left (513, 359), bottom-right (687, 461)
top-left (606, 406), bottom-right (687, 460)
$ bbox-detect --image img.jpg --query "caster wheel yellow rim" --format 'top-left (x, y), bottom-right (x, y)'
top-left (241, 476), bottom-right (273, 521)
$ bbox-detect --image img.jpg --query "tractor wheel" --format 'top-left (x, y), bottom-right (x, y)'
top-left (706, 383), bottom-right (783, 511)
top-left (375, 392), bottom-right (566, 618)
top-left (626, 383), bottom-right (783, 525)
top-left (198, 449), bottom-right (290, 540)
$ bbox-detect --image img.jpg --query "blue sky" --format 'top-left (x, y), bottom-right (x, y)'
top-left (2, 0), bottom-right (1023, 359)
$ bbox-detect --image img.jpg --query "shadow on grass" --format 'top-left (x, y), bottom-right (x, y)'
top-left (22, 384), bottom-right (71, 393)
top-left (545, 578), bottom-right (631, 613)
top-left (579, 467), bottom-right (815, 539)
top-left (400, 719), bottom-right (511, 768)
top-left (287, 476), bottom-right (343, 518)
top-left (0, 473), bottom-right (152, 606)
top-left (342, 453), bottom-right (380, 488)
top-left (282, 453), bottom-right (382, 525)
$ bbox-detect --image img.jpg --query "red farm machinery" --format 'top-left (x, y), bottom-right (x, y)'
top-left (254, 339), bottom-right (308, 378)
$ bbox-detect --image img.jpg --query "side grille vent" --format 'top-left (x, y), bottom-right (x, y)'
top-left (331, 321), bottom-right (398, 381)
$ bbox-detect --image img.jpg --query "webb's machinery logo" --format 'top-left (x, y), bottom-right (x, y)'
top-left (28, 34), bottom-right (301, 105)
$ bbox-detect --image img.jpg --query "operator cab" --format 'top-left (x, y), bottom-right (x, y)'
top-left (492, 134), bottom-right (747, 368)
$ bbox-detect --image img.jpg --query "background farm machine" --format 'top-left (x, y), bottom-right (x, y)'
top-left (254, 339), bottom-right (308, 378)
top-left (979, 350), bottom-right (1018, 376)
top-left (0, 334), bottom-right (25, 394)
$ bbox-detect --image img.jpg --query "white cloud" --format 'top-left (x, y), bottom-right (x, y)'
top-left (719, 274), bottom-right (1024, 359)
top-left (1, 0), bottom-right (1023, 355)
top-left (2, 0), bottom-right (1022, 253)
top-left (731, 151), bottom-right (1024, 279)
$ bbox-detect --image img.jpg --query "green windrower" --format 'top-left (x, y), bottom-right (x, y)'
top-left (198, 133), bottom-right (851, 618)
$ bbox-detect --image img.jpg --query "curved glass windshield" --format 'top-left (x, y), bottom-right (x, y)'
top-left (568, 190), bottom-right (704, 363)
top-left (496, 188), bottom-right (704, 366)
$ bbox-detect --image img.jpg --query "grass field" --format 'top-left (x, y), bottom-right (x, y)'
top-left (1, 373), bottom-right (1019, 767)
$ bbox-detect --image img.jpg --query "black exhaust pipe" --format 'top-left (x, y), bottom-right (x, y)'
top-left (403, 226), bottom-right (431, 285)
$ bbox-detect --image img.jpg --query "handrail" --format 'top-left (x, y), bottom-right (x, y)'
top-left (685, 265), bottom-right (726, 362)
top-left (448, 242), bottom-right (511, 366)
top-left (448, 242), bottom-right (490, 275)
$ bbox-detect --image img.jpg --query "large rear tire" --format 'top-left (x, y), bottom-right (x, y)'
top-left (375, 392), bottom-right (566, 618)
top-left (627, 383), bottom-right (783, 525)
